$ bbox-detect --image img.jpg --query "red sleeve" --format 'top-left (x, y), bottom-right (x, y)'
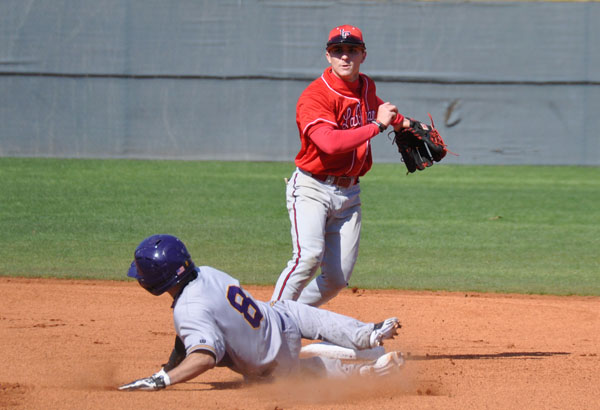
top-left (391, 113), bottom-right (405, 127)
top-left (308, 123), bottom-right (379, 155)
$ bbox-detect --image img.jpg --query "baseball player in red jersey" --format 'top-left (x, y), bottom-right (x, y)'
top-left (272, 25), bottom-right (415, 307)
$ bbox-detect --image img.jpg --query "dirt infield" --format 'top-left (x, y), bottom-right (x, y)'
top-left (1, 277), bottom-right (598, 409)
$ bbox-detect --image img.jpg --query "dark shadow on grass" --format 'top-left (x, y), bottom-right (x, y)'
top-left (407, 351), bottom-right (570, 361)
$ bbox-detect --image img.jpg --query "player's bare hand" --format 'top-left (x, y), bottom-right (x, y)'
top-left (118, 375), bottom-right (166, 391)
top-left (396, 117), bottom-right (429, 131)
top-left (376, 102), bottom-right (398, 127)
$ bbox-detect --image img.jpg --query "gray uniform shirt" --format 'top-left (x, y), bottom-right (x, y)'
top-left (173, 266), bottom-right (289, 378)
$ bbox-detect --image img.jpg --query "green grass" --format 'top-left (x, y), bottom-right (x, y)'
top-left (359, 165), bottom-right (600, 294)
top-left (0, 158), bottom-right (598, 295)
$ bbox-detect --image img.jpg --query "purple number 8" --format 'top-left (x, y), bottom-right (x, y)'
top-left (227, 286), bottom-right (264, 329)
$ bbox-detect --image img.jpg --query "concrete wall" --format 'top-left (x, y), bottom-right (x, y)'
top-left (1, 0), bottom-right (598, 165)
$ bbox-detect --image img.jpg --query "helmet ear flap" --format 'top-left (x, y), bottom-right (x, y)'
top-left (128, 234), bottom-right (196, 296)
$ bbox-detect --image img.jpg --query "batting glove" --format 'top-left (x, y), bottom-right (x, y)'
top-left (119, 369), bottom-right (170, 391)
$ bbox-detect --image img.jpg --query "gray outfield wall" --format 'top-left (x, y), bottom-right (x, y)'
top-left (1, 0), bottom-right (598, 165)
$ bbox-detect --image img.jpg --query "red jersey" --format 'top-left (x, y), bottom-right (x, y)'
top-left (295, 67), bottom-right (402, 177)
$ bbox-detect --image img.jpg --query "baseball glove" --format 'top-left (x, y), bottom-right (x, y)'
top-left (392, 113), bottom-right (447, 173)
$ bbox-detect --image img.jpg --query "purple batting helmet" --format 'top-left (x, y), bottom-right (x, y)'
top-left (127, 234), bottom-right (196, 296)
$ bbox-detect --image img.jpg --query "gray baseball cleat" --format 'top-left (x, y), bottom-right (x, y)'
top-left (359, 351), bottom-right (405, 377)
top-left (369, 317), bottom-right (401, 348)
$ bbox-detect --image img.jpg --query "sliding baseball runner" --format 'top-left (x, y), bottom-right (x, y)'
top-left (119, 235), bottom-right (403, 391)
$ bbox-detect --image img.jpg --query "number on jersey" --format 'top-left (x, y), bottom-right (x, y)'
top-left (226, 286), bottom-right (264, 329)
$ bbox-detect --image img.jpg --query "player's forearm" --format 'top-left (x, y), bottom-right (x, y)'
top-left (308, 124), bottom-right (378, 154)
top-left (166, 351), bottom-right (216, 385)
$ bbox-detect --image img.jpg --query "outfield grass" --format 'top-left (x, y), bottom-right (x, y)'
top-left (0, 158), bottom-right (598, 295)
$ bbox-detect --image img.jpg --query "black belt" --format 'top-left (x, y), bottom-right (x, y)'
top-left (309, 173), bottom-right (359, 188)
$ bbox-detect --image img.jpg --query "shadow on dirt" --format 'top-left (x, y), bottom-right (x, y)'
top-left (407, 351), bottom-right (570, 361)
top-left (175, 380), bottom-right (245, 391)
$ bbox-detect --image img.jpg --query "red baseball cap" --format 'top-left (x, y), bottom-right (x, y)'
top-left (326, 25), bottom-right (365, 49)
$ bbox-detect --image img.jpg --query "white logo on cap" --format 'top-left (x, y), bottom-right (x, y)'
top-left (340, 29), bottom-right (350, 39)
